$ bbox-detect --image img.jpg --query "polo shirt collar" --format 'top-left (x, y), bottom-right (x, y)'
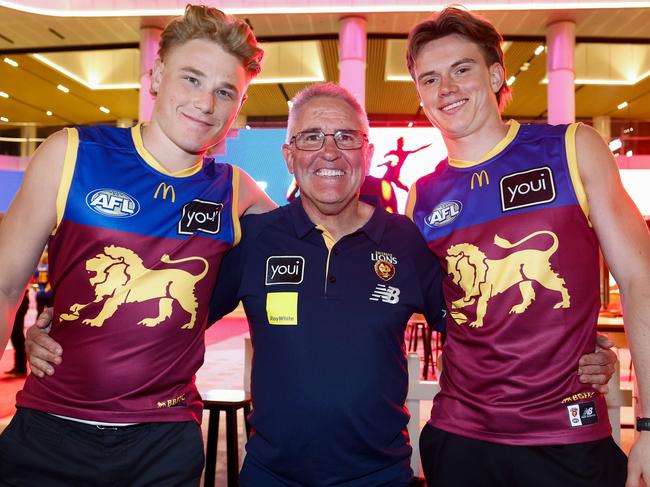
top-left (287, 197), bottom-right (387, 245)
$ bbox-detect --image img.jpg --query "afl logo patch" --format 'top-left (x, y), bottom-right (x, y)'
top-left (425, 200), bottom-right (462, 228)
top-left (86, 188), bottom-right (140, 218)
top-left (266, 256), bottom-right (305, 285)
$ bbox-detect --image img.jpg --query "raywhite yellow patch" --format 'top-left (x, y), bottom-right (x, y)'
top-left (266, 292), bottom-right (298, 325)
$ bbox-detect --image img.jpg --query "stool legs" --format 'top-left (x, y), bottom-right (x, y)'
top-left (226, 409), bottom-right (240, 487)
top-left (204, 410), bottom-right (220, 487)
top-left (243, 403), bottom-right (252, 438)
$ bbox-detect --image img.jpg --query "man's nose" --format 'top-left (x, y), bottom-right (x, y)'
top-left (194, 90), bottom-right (215, 113)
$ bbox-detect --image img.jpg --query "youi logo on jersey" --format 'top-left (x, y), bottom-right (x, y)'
top-left (177, 199), bottom-right (223, 235)
top-left (500, 166), bottom-right (556, 212)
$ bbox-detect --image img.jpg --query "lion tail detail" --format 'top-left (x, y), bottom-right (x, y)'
top-left (494, 231), bottom-right (558, 253)
top-left (161, 254), bottom-right (209, 280)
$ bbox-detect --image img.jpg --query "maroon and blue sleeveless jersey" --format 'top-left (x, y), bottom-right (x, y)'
top-left (17, 124), bottom-right (241, 424)
top-left (407, 121), bottom-right (611, 445)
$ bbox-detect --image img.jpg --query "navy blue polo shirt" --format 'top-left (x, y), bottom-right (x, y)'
top-left (209, 198), bottom-right (444, 487)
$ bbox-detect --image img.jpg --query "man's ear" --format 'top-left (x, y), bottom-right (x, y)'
top-left (365, 143), bottom-right (375, 176)
top-left (282, 144), bottom-right (294, 174)
top-left (237, 92), bottom-right (249, 116)
top-left (489, 63), bottom-right (505, 94)
top-left (150, 58), bottom-right (164, 95)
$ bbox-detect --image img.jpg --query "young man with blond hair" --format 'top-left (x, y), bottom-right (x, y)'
top-left (0, 5), bottom-right (274, 485)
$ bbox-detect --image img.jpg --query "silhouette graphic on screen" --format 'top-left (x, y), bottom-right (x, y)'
top-left (380, 137), bottom-right (431, 192)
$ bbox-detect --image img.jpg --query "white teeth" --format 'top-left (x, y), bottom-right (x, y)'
top-left (315, 168), bottom-right (345, 177)
top-left (442, 99), bottom-right (467, 111)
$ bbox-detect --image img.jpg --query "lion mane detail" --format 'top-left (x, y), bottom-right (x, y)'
top-left (445, 230), bottom-right (570, 328)
top-left (60, 245), bottom-right (209, 329)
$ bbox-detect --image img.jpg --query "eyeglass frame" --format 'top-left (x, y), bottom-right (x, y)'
top-left (289, 129), bottom-right (369, 151)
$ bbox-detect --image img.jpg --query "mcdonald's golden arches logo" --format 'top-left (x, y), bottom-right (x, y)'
top-left (471, 170), bottom-right (490, 190)
top-left (154, 182), bottom-right (176, 202)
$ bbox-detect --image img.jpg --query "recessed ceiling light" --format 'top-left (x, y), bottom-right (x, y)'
top-left (99, 106), bottom-right (110, 114)
top-left (617, 101), bottom-right (629, 110)
top-left (0, 116), bottom-right (8, 123)
top-left (507, 76), bottom-right (516, 86)
top-left (3, 57), bottom-right (18, 68)
top-left (534, 45), bottom-right (545, 56)
top-left (0, 91), bottom-right (8, 98)
top-left (46, 110), bottom-right (53, 116)
top-left (57, 84), bottom-right (69, 93)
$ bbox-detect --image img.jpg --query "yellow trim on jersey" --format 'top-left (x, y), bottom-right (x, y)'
top-left (231, 166), bottom-right (242, 246)
top-left (53, 127), bottom-right (79, 235)
top-left (405, 184), bottom-right (417, 221)
top-left (131, 123), bottom-right (202, 177)
top-left (449, 120), bottom-right (520, 168)
top-left (565, 122), bottom-right (591, 225)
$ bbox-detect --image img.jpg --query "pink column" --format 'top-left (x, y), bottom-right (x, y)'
top-left (139, 26), bottom-right (162, 123)
top-left (338, 16), bottom-right (367, 109)
top-left (546, 20), bottom-right (575, 125)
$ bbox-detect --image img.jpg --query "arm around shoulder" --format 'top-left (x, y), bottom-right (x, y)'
top-left (0, 129), bottom-right (69, 356)
top-left (236, 167), bottom-right (277, 216)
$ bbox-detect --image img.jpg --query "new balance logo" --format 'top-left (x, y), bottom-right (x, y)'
top-left (369, 284), bottom-right (400, 304)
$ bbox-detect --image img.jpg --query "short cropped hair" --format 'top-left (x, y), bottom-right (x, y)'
top-left (159, 4), bottom-right (263, 79)
top-left (286, 83), bottom-right (369, 143)
top-left (406, 6), bottom-right (511, 111)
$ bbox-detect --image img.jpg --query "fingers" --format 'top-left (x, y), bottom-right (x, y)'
top-left (34, 306), bottom-right (54, 330)
top-left (28, 356), bottom-right (56, 378)
top-left (25, 325), bottom-right (62, 378)
top-left (596, 333), bottom-right (614, 350)
top-left (578, 348), bottom-right (618, 367)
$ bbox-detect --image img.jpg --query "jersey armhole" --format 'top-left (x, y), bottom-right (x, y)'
top-left (405, 183), bottom-right (417, 221)
top-left (565, 122), bottom-right (591, 226)
top-left (231, 165), bottom-right (242, 246)
top-left (52, 127), bottom-right (79, 236)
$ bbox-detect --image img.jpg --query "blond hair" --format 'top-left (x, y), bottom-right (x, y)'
top-left (159, 4), bottom-right (263, 78)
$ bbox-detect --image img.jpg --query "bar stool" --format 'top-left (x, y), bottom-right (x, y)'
top-left (202, 389), bottom-right (252, 487)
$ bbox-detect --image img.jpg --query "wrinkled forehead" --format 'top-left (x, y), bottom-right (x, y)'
top-left (292, 96), bottom-right (367, 133)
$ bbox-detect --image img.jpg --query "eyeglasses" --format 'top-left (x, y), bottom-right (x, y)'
top-left (290, 130), bottom-right (368, 151)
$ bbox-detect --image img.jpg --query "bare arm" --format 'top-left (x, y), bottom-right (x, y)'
top-left (0, 130), bottom-right (67, 358)
top-left (236, 167), bottom-right (277, 216)
top-left (576, 124), bottom-right (650, 486)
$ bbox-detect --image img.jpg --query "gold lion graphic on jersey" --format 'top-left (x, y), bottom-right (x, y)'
top-left (446, 230), bottom-right (570, 328)
top-left (60, 245), bottom-right (208, 329)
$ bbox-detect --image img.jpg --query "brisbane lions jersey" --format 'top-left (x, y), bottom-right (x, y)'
top-left (18, 124), bottom-right (240, 424)
top-left (407, 121), bottom-right (611, 445)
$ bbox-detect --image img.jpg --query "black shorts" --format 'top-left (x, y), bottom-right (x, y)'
top-left (419, 423), bottom-right (627, 487)
top-left (0, 408), bottom-right (205, 487)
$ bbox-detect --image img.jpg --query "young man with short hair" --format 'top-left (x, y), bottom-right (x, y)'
top-left (406, 7), bottom-right (650, 486)
top-left (0, 5), bottom-right (274, 485)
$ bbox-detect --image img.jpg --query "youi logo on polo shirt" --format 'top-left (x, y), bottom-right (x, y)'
top-left (86, 188), bottom-right (140, 218)
top-left (266, 256), bottom-right (305, 285)
top-left (425, 200), bottom-right (462, 228)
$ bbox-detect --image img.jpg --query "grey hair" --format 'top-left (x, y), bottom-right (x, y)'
top-left (285, 82), bottom-right (369, 143)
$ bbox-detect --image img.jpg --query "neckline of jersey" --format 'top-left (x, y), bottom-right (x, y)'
top-left (448, 120), bottom-right (520, 169)
top-left (130, 123), bottom-right (204, 178)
